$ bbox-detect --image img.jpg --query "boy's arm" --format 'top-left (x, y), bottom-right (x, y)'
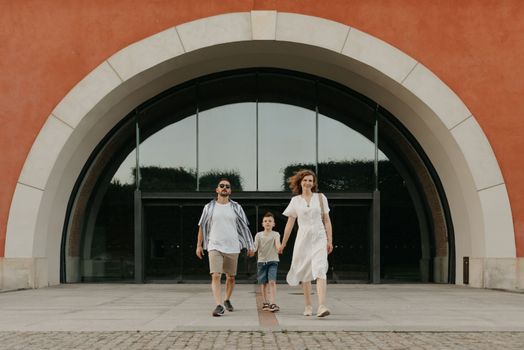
top-left (274, 233), bottom-right (282, 251)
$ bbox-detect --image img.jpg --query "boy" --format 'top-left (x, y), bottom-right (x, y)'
top-left (253, 212), bottom-right (282, 312)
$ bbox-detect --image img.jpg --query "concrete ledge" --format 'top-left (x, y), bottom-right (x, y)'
top-left (484, 258), bottom-right (517, 290)
top-left (276, 12), bottom-right (349, 52)
top-left (433, 256), bottom-right (448, 283)
top-left (176, 12), bottom-right (251, 52)
top-left (342, 27), bottom-right (417, 84)
top-left (251, 10), bottom-right (277, 40)
top-left (518, 258), bottom-right (524, 290)
top-left (451, 117), bottom-right (505, 191)
top-left (0, 258), bottom-right (48, 292)
top-left (469, 257), bottom-right (484, 288)
top-left (51, 62), bottom-right (123, 129)
top-left (5, 184), bottom-right (44, 257)
top-left (66, 257), bottom-right (80, 283)
top-left (18, 116), bottom-right (74, 190)
top-left (108, 27), bottom-right (185, 82)
top-left (402, 63), bottom-right (471, 129)
top-left (467, 257), bottom-right (523, 291)
top-left (478, 184), bottom-right (515, 257)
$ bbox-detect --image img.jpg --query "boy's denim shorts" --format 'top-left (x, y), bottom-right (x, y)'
top-left (257, 261), bottom-right (278, 284)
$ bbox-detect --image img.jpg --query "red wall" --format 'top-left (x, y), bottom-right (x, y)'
top-left (1, 0), bottom-right (523, 256)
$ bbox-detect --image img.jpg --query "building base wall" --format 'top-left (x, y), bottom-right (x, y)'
top-left (2, 256), bottom-right (523, 291)
top-left (0, 258), bottom-right (48, 292)
top-left (433, 256), bottom-right (449, 283)
top-left (468, 257), bottom-right (524, 291)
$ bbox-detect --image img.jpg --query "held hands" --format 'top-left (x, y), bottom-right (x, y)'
top-left (278, 245), bottom-right (285, 255)
top-left (327, 242), bottom-right (333, 255)
top-left (196, 246), bottom-right (204, 259)
top-left (247, 249), bottom-right (255, 257)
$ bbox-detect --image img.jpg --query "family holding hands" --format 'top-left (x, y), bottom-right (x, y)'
top-left (196, 169), bottom-right (333, 318)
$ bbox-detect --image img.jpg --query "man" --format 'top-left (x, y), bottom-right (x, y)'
top-left (196, 178), bottom-right (255, 317)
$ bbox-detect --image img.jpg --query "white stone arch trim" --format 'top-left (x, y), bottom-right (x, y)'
top-left (5, 11), bottom-right (515, 288)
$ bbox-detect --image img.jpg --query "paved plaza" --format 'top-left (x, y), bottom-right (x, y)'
top-left (0, 283), bottom-right (523, 348)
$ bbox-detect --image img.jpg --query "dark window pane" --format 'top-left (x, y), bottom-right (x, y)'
top-left (81, 183), bottom-right (134, 282)
top-left (144, 206), bottom-right (182, 280)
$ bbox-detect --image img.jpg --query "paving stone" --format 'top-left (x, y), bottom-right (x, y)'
top-left (3, 331), bottom-right (523, 350)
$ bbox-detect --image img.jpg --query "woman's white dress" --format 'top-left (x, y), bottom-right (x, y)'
top-left (283, 193), bottom-right (330, 286)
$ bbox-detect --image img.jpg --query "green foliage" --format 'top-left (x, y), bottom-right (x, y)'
top-left (282, 160), bottom-right (406, 193)
top-left (198, 170), bottom-right (243, 191)
top-left (117, 161), bottom-right (404, 195)
top-left (134, 166), bottom-right (197, 191)
top-left (123, 166), bottom-right (245, 192)
top-left (319, 160), bottom-right (374, 191)
top-left (377, 160), bottom-right (411, 203)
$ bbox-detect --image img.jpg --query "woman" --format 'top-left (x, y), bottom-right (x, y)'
top-left (280, 169), bottom-right (333, 317)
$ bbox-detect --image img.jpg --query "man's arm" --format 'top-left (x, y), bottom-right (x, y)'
top-left (236, 203), bottom-right (255, 252)
top-left (196, 225), bottom-right (204, 259)
top-left (249, 234), bottom-right (258, 258)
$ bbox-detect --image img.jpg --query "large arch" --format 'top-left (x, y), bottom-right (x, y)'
top-left (4, 11), bottom-right (516, 290)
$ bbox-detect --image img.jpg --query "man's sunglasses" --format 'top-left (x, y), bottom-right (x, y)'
top-left (218, 184), bottom-right (231, 189)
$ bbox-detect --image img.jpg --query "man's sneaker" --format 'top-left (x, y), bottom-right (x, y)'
top-left (316, 304), bottom-right (331, 317)
top-left (224, 299), bottom-right (234, 312)
top-left (212, 304), bottom-right (225, 317)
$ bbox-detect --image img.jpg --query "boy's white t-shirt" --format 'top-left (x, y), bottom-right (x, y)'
top-left (254, 231), bottom-right (280, 262)
top-left (206, 202), bottom-right (241, 254)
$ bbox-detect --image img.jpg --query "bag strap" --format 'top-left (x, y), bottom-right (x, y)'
top-left (318, 192), bottom-right (325, 224)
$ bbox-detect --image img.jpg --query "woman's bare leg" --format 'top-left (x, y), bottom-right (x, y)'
top-left (316, 278), bottom-right (327, 306)
top-left (302, 281), bottom-right (312, 306)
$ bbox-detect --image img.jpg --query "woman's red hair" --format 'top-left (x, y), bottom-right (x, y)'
top-left (287, 169), bottom-right (318, 195)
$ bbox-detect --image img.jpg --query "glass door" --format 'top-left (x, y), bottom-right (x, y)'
top-left (144, 205), bottom-right (183, 281)
top-left (330, 203), bottom-right (371, 282)
top-left (143, 196), bottom-right (372, 282)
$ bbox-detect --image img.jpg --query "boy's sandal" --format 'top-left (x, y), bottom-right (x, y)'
top-left (270, 304), bottom-right (280, 312)
top-left (262, 302), bottom-right (270, 311)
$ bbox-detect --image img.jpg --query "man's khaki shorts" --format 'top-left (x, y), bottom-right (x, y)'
top-left (208, 250), bottom-right (239, 276)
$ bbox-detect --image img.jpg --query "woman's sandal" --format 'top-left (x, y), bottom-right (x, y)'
top-left (270, 304), bottom-right (280, 312)
top-left (262, 302), bottom-right (271, 311)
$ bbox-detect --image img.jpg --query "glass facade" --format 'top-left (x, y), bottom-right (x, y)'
top-left (258, 103), bottom-right (316, 191)
top-left (69, 69), bottom-right (443, 283)
top-left (198, 103), bottom-right (257, 191)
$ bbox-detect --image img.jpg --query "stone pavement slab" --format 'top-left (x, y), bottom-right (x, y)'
top-left (1, 283), bottom-right (524, 348)
top-left (2, 283), bottom-right (524, 332)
